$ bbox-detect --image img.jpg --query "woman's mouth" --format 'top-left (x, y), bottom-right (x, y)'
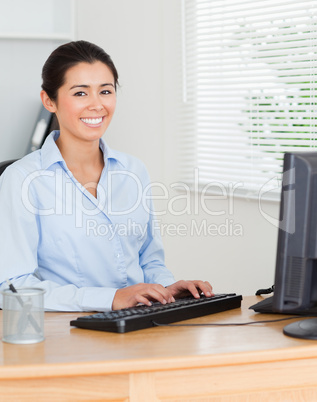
top-left (80, 117), bottom-right (103, 126)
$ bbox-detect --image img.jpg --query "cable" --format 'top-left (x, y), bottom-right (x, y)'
top-left (152, 316), bottom-right (304, 327)
top-left (255, 285), bottom-right (275, 296)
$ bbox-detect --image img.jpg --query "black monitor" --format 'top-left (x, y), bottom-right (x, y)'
top-left (272, 151), bottom-right (317, 339)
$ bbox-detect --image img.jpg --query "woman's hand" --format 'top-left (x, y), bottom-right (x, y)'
top-left (112, 280), bottom-right (213, 310)
top-left (112, 283), bottom-right (175, 310)
top-left (166, 280), bottom-right (214, 299)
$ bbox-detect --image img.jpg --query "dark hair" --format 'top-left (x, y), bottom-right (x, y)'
top-left (41, 40), bottom-right (119, 101)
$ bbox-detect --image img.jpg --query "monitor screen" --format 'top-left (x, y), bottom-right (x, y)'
top-left (272, 151), bottom-right (317, 339)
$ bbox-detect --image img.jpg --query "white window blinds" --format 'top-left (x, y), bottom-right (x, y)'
top-left (180, 0), bottom-right (317, 200)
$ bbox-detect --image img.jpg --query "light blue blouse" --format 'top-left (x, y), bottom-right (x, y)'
top-left (0, 131), bottom-right (175, 311)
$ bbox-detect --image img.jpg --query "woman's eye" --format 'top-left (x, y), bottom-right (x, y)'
top-left (74, 91), bottom-right (86, 97)
top-left (101, 90), bottom-right (111, 95)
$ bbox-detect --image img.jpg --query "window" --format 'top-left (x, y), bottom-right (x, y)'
top-left (180, 0), bottom-right (317, 200)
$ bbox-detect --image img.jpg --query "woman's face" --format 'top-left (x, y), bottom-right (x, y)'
top-left (42, 61), bottom-right (117, 144)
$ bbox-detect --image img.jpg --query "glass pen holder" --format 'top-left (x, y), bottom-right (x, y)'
top-left (1, 288), bottom-right (45, 344)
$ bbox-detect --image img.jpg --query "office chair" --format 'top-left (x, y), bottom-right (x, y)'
top-left (0, 160), bottom-right (17, 176)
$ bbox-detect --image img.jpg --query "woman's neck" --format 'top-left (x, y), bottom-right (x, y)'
top-left (56, 134), bottom-right (102, 167)
top-left (56, 134), bottom-right (104, 197)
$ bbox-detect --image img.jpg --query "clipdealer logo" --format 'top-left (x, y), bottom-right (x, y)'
top-left (20, 167), bottom-right (245, 237)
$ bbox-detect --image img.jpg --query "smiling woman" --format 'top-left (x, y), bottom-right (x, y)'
top-left (0, 40), bottom-right (213, 312)
top-left (41, 61), bottom-right (117, 188)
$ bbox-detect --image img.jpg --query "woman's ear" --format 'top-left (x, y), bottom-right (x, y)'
top-left (40, 90), bottom-right (57, 113)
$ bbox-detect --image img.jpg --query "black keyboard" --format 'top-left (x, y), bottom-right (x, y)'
top-left (70, 293), bottom-right (243, 333)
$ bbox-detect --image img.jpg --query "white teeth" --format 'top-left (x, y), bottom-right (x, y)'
top-left (81, 117), bottom-right (103, 125)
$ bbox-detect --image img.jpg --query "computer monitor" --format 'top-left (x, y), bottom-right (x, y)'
top-left (272, 151), bottom-right (317, 339)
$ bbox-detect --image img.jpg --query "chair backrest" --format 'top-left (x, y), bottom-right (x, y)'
top-left (0, 160), bottom-right (17, 176)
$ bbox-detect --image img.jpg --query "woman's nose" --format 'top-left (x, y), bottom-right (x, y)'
top-left (88, 104), bottom-right (104, 112)
top-left (88, 96), bottom-right (104, 112)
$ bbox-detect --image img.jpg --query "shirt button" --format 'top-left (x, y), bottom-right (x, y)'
top-left (116, 254), bottom-right (120, 258)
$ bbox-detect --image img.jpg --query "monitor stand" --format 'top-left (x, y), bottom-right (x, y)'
top-left (283, 318), bottom-right (317, 340)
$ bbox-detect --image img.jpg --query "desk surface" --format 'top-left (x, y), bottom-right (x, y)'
top-left (1, 296), bottom-right (317, 401)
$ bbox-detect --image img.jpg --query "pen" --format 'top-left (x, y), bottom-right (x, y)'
top-left (5, 279), bottom-right (42, 335)
top-left (6, 279), bottom-right (18, 295)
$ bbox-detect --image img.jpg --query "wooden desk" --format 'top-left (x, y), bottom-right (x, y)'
top-left (1, 296), bottom-right (317, 401)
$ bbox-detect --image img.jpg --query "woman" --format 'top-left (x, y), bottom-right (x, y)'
top-left (0, 41), bottom-right (213, 311)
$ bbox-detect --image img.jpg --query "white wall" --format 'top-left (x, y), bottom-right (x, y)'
top-left (0, 0), bottom-right (73, 161)
top-left (0, 39), bottom-right (68, 160)
top-left (76, 0), bottom-right (280, 295)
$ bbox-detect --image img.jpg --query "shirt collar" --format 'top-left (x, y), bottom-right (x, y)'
top-left (41, 131), bottom-right (127, 170)
top-left (99, 137), bottom-right (127, 168)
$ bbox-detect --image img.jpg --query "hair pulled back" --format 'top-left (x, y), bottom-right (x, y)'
top-left (41, 40), bottom-right (119, 101)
